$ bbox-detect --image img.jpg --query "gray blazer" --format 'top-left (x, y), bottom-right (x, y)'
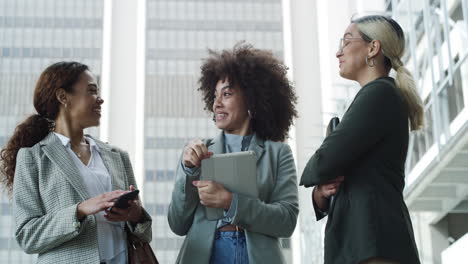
top-left (13, 132), bottom-right (152, 264)
top-left (168, 133), bottom-right (299, 264)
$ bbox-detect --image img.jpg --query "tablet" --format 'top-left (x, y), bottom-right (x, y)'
top-left (201, 151), bottom-right (258, 220)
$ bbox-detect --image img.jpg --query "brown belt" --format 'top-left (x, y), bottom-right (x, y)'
top-left (218, 224), bottom-right (244, 232)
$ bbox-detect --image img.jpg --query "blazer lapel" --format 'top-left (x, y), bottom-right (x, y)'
top-left (41, 133), bottom-right (90, 200)
top-left (208, 132), bottom-right (265, 162)
top-left (207, 132), bottom-right (225, 154)
top-left (94, 139), bottom-right (127, 191)
top-left (248, 134), bottom-right (265, 163)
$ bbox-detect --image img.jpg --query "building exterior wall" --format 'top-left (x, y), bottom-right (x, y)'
top-left (0, 0), bottom-right (105, 263)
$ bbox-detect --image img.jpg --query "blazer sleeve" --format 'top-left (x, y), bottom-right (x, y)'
top-left (167, 153), bottom-right (201, 236)
top-left (230, 144), bottom-right (299, 238)
top-left (299, 80), bottom-right (402, 187)
top-left (120, 150), bottom-right (152, 243)
top-left (13, 148), bottom-right (91, 254)
top-left (312, 187), bottom-right (328, 221)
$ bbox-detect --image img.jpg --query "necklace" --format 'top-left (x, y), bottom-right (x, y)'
top-left (74, 149), bottom-right (82, 158)
top-left (71, 140), bottom-right (88, 158)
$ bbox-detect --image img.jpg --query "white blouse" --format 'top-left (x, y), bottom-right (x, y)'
top-left (54, 133), bottom-right (127, 264)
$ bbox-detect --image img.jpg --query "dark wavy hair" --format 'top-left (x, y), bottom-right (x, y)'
top-left (198, 43), bottom-right (298, 141)
top-left (0, 61), bottom-right (89, 194)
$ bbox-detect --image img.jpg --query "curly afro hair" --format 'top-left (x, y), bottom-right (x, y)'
top-left (198, 43), bottom-right (298, 142)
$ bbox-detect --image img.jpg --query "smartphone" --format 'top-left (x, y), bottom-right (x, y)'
top-left (326, 117), bottom-right (340, 214)
top-left (326, 117), bottom-right (340, 136)
top-left (108, 189), bottom-right (140, 211)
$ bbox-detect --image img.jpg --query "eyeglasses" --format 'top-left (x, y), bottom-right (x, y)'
top-left (337, 37), bottom-right (365, 53)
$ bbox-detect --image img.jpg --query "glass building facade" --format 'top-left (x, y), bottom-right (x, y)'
top-left (388, 0), bottom-right (468, 263)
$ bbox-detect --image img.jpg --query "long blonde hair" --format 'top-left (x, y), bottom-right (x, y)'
top-left (352, 15), bottom-right (424, 131)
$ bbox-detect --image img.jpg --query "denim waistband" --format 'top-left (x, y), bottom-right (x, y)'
top-left (215, 230), bottom-right (246, 239)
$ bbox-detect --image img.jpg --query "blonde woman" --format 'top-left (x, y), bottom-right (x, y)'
top-left (300, 16), bottom-right (423, 264)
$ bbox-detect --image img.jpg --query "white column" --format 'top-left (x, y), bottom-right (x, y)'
top-left (287, 0), bottom-right (325, 263)
top-left (100, 0), bottom-right (146, 190)
top-left (281, 0), bottom-right (299, 262)
top-left (442, 229), bottom-right (468, 264)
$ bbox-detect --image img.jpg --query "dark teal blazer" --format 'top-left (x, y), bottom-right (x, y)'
top-left (300, 77), bottom-right (420, 264)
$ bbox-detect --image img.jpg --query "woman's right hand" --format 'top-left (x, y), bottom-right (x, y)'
top-left (76, 190), bottom-right (129, 221)
top-left (316, 176), bottom-right (345, 199)
top-left (313, 176), bottom-right (345, 211)
top-left (182, 139), bottom-right (213, 168)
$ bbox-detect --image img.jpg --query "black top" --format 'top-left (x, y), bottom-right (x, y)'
top-left (300, 77), bottom-right (420, 264)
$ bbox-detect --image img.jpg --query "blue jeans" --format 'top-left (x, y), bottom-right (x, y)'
top-left (210, 231), bottom-right (249, 264)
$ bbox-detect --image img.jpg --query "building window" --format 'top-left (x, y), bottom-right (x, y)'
top-left (1, 48), bottom-right (10, 56)
top-left (145, 170), bottom-right (176, 181)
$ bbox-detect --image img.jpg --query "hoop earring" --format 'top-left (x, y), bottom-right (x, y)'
top-left (248, 110), bottom-right (253, 119)
top-left (365, 56), bottom-right (375, 67)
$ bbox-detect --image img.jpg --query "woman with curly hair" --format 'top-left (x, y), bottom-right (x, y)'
top-left (168, 43), bottom-right (299, 264)
top-left (0, 61), bottom-right (152, 263)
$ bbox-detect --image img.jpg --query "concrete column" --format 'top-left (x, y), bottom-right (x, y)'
top-left (287, 0), bottom-right (325, 263)
top-left (100, 0), bottom-right (146, 190)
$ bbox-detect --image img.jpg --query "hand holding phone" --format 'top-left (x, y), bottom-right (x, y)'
top-left (108, 189), bottom-right (139, 211)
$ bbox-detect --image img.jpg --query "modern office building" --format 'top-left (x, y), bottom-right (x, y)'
top-left (386, 0), bottom-right (468, 263)
top-left (0, 0), bottom-right (104, 263)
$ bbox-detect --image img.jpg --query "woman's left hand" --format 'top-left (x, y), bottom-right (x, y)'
top-left (104, 185), bottom-right (143, 223)
top-left (193, 180), bottom-right (232, 210)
